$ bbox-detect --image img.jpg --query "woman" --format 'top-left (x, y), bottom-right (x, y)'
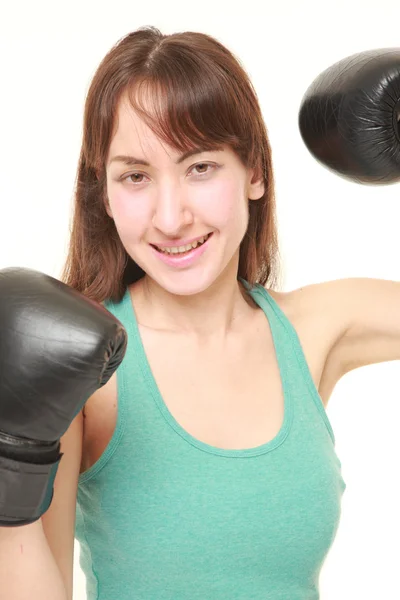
top-left (34, 25), bottom-right (346, 599)
top-left (37, 27), bottom-right (399, 600)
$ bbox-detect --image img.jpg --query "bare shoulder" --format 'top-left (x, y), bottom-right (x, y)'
top-left (266, 281), bottom-right (349, 360)
top-left (266, 279), bottom-right (350, 336)
top-left (265, 283), bottom-right (328, 329)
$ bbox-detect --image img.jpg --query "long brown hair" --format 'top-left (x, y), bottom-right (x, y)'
top-left (60, 26), bottom-right (282, 303)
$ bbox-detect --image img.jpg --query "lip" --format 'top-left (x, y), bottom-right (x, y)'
top-left (150, 232), bottom-right (213, 268)
top-left (150, 233), bottom-right (212, 249)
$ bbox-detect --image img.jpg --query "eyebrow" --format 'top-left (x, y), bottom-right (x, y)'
top-left (108, 146), bottom-right (222, 168)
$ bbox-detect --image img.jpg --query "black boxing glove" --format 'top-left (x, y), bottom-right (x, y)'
top-left (299, 48), bottom-right (400, 185)
top-left (0, 267), bottom-right (127, 526)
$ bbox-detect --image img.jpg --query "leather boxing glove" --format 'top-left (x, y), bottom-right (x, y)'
top-left (299, 48), bottom-right (400, 185)
top-left (0, 267), bottom-right (127, 526)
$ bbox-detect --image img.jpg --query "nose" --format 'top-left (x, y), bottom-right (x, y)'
top-left (151, 182), bottom-right (193, 236)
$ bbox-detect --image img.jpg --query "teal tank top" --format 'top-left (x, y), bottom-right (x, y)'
top-left (75, 282), bottom-right (347, 600)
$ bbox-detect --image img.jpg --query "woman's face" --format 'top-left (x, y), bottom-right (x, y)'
top-left (105, 96), bottom-right (264, 296)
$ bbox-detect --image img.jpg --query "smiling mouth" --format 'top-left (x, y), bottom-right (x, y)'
top-left (152, 233), bottom-right (212, 255)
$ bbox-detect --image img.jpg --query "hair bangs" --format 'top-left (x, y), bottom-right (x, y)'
top-left (125, 70), bottom-right (242, 159)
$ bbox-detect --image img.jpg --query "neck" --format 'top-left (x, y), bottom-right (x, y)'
top-left (131, 268), bottom-right (255, 339)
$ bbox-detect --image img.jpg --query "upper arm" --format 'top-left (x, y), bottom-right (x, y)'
top-left (41, 410), bottom-right (83, 600)
top-left (294, 277), bottom-right (400, 378)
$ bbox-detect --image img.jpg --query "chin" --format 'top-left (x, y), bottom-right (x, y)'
top-left (157, 272), bottom-right (217, 297)
top-left (144, 265), bottom-right (223, 297)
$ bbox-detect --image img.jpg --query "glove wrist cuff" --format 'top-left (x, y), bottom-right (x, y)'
top-left (0, 453), bottom-right (62, 526)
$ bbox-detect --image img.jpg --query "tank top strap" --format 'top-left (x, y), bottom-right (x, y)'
top-left (240, 279), bottom-right (298, 364)
top-left (240, 279), bottom-right (297, 338)
top-left (104, 289), bottom-right (142, 380)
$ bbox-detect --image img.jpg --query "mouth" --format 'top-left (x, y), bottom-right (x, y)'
top-left (151, 232), bottom-right (213, 256)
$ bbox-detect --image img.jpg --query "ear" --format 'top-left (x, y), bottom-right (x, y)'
top-left (247, 166), bottom-right (265, 201)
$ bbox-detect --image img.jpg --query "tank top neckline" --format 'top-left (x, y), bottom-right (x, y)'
top-left (123, 280), bottom-right (294, 458)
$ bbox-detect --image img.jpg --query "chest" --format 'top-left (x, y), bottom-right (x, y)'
top-left (139, 320), bottom-right (285, 449)
top-left (80, 292), bottom-right (340, 474)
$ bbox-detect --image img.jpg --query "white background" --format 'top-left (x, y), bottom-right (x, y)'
top-left (1, 0), bottom-right (399, 598)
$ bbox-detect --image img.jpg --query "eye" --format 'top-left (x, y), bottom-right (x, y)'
top-left (190, 162), bottom-right (215, 176)
top-left (123, 173), bottom-right (147, 184)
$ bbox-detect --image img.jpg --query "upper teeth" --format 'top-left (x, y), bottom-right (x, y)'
top-left (157, 234), bottom-right (209, 254)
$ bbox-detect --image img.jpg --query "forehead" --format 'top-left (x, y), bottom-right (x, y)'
top-left (111, 97), bottom-right (156, 149)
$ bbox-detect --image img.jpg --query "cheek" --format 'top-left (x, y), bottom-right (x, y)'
top-left (200, 179), bottom-right (247, 227)
top-left (107, 186), bottom-right (150, 239)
